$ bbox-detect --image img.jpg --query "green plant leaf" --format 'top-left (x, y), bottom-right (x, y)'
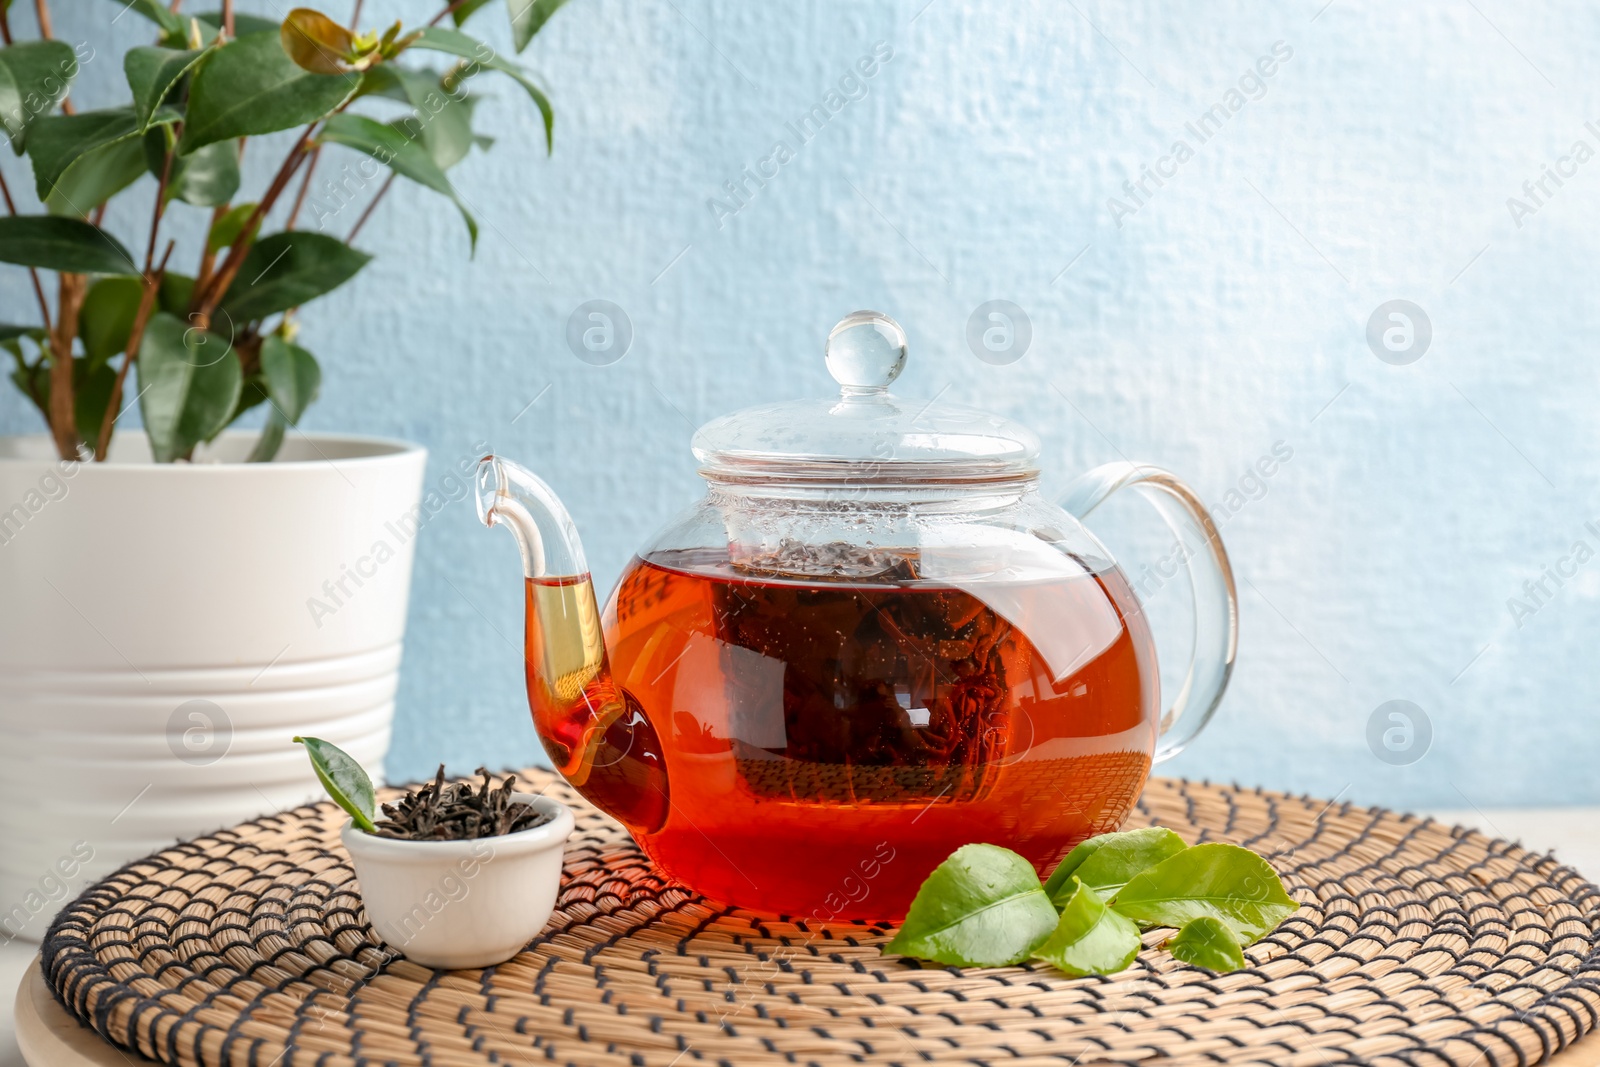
top-left (317, 112), bottom-right (477, 247)
top-left (884, 844), bottom-right (1060, 967)
top-left (73, 357), bottom-right (117, 451)
top-left (147, 128), bottom-right (241, 206)
top-left (180, 30), bottom-right (357, 153)
top-left (158, 272), bottom-right (196, 315)
top-left (247, 407), bottom-right (287, 462)
top-left (294, 735), bottom-right (377, 831)
top-left (1044, 827), bottom-right (1189, 904)
top-left (27, 107), bottom-right (176, 204)
top-left (45, 135), bottom-right (148, 217)
top-left (1110, 842), bottom-right (1297, 945)
top-left (1166, 916), bottom-right (1247, 972)
top-left (411, 27), bottom-right (552, 152)
top-left (124, 46), bottom-right (206, 130)
top-left (136, 310), bottom-right (243, 462)
top-left (509, 0), bottom-right (570, 52)
top-left (192, 11), bottom-right (282, 39)
top-left (206, 202), bottom-right (261, 254)
top-left (361, 64), bottom-right (476, 170)
top-left (259, 334), bottom-right (320, 423)
top-left (0, 40), bottom-right (77, 150)
top-left (451, 0), bottom-right (497, 26)
top-left (79, 275), bottom-right (143, 367)
top-left (218, 231), bottom-right (371, 321)
top-left (0, 215), bottom-right (136, 274)
top-left (1031, 878), bottom-right (1142, 978)
top-left (109, 0), bottom-right (185, 37)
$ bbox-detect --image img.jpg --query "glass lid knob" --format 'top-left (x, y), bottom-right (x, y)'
top-left (825, 310), bottom-right (907, 393)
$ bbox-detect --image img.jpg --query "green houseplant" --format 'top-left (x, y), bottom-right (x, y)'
top-left (0, 0), bottom-right (566, 462)
top-left (0, 0), bottom-right (571, 943)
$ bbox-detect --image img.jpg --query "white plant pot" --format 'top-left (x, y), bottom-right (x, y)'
top-left (341, 793), bottom-right (575, 969)
top-left (0, 431), bottom-right (428, 943)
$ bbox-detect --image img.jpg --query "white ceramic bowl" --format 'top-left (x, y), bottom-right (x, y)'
top-left (340, 792), bottom-right (575, 969)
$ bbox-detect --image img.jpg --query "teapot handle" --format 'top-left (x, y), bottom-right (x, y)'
top-left (1059, 462), bottom-right (1239, 764)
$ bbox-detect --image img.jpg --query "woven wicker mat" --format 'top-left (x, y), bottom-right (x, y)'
top-left (40, 770), bottom-right (1600, 1067)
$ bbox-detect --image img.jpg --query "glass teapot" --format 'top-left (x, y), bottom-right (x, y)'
top-left (477, 311), bottom-right (1236, 920)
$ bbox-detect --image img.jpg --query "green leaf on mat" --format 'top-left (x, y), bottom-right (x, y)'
top-left (1166, 916), bottom-right (1247, 972)
top-left (294, 735), bottom-right (378, 831)
top-left (1044, 827), bottom-right (1189, 904)
top-left (885, 844), bottom-right (1060, 967)
top-left (1110, 842), bottom-right (1297, 945)
top-left (1031, 878), bottom-right (1142, 977)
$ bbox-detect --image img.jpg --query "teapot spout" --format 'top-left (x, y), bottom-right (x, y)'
top-left (475, 455), bottom-right (669, 835)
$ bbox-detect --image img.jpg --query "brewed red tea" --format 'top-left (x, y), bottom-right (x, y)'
top-left (524, 546), bottom-right (1159, 919)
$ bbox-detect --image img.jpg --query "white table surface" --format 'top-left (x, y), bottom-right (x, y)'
top-left (3, 806), bottom-right (1597, 1067)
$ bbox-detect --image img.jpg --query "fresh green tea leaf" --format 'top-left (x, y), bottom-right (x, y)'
top-left (0, 40), bottom-right (78, 150)
top-left (294, 735), bottom-right (377, 831)
top-left (1045, 827), bottom-right (1188, 904)
top-left (411, 27), bottom-right (553, 151)
top-left (1031, 878), bottom-right (1142, 977)
top-left (1110, 842), bottom-right (1297, 945)
top-left (259, 334), bottom-right (320, 424)
top-left (181, 31), bottom-right (357, 153)
top-left (1166, 916), bottom-right (1247, 972)
top-left (885, 844), bottom-right (1059, 967)
top-left (219, 231), bottom-right (371, 321)
top-left (0, 216), bottom-right (136, 274)
top-left (79, 275), bottom-right (143, 367)
top-left (509, 0), bottom-right (570, 53)
top-left (450, 0), bottom-right (497, 26)
top-left (124, 46), bottom-right (206, 130)
top-left (317, 112), bottom-right (477, 247)
top-left (73, 358), bottom-right (117, 452)
top-left (136, 310), bottom-right (243, 462)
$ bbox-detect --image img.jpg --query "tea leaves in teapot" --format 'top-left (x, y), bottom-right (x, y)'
top-left (1043, 826), bottom-right (1188, 904)
top-left (1108, 842), bottom-right (1298, 944)
top-left (1031, 877), bottom-right (1142, 977)
top-left (885, 843), bottom-right (1059, 967)
top-left (1165, 916), bottom-right (1247, 972)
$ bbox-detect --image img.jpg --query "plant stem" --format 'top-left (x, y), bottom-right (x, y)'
top-left (346, 173), bottom-right (394, 242)
top-left (0, 6), bottom-right (12, 45)
top-left (0, 168), bottom-right (53, 337)
top-left (349, 0), bottom-right (365, 28)
top-left (221, 0), bottom-right (234, 37)
top-left (31, 0), bottom-right (73, 114)
top-left (98, 241), bottom-right (175, 460)
top-left (429, 0), bottom-right (474, 26)
top-left (190, 126), bottom-right (318, 330)
top-left (46, 272), bottom-right (84, 460)
top-left (285, 144), bottom-right (321, 229)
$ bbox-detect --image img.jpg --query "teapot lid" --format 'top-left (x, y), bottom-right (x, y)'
top-left (692, 311), bottom-right (1040, 483)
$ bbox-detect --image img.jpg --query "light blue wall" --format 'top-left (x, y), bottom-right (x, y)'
top-left (6, 0), bottom-right (1597, 811)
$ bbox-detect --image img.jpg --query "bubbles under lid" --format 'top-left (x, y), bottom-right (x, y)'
top-left (691, 310), bottom-right (1042, 483)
